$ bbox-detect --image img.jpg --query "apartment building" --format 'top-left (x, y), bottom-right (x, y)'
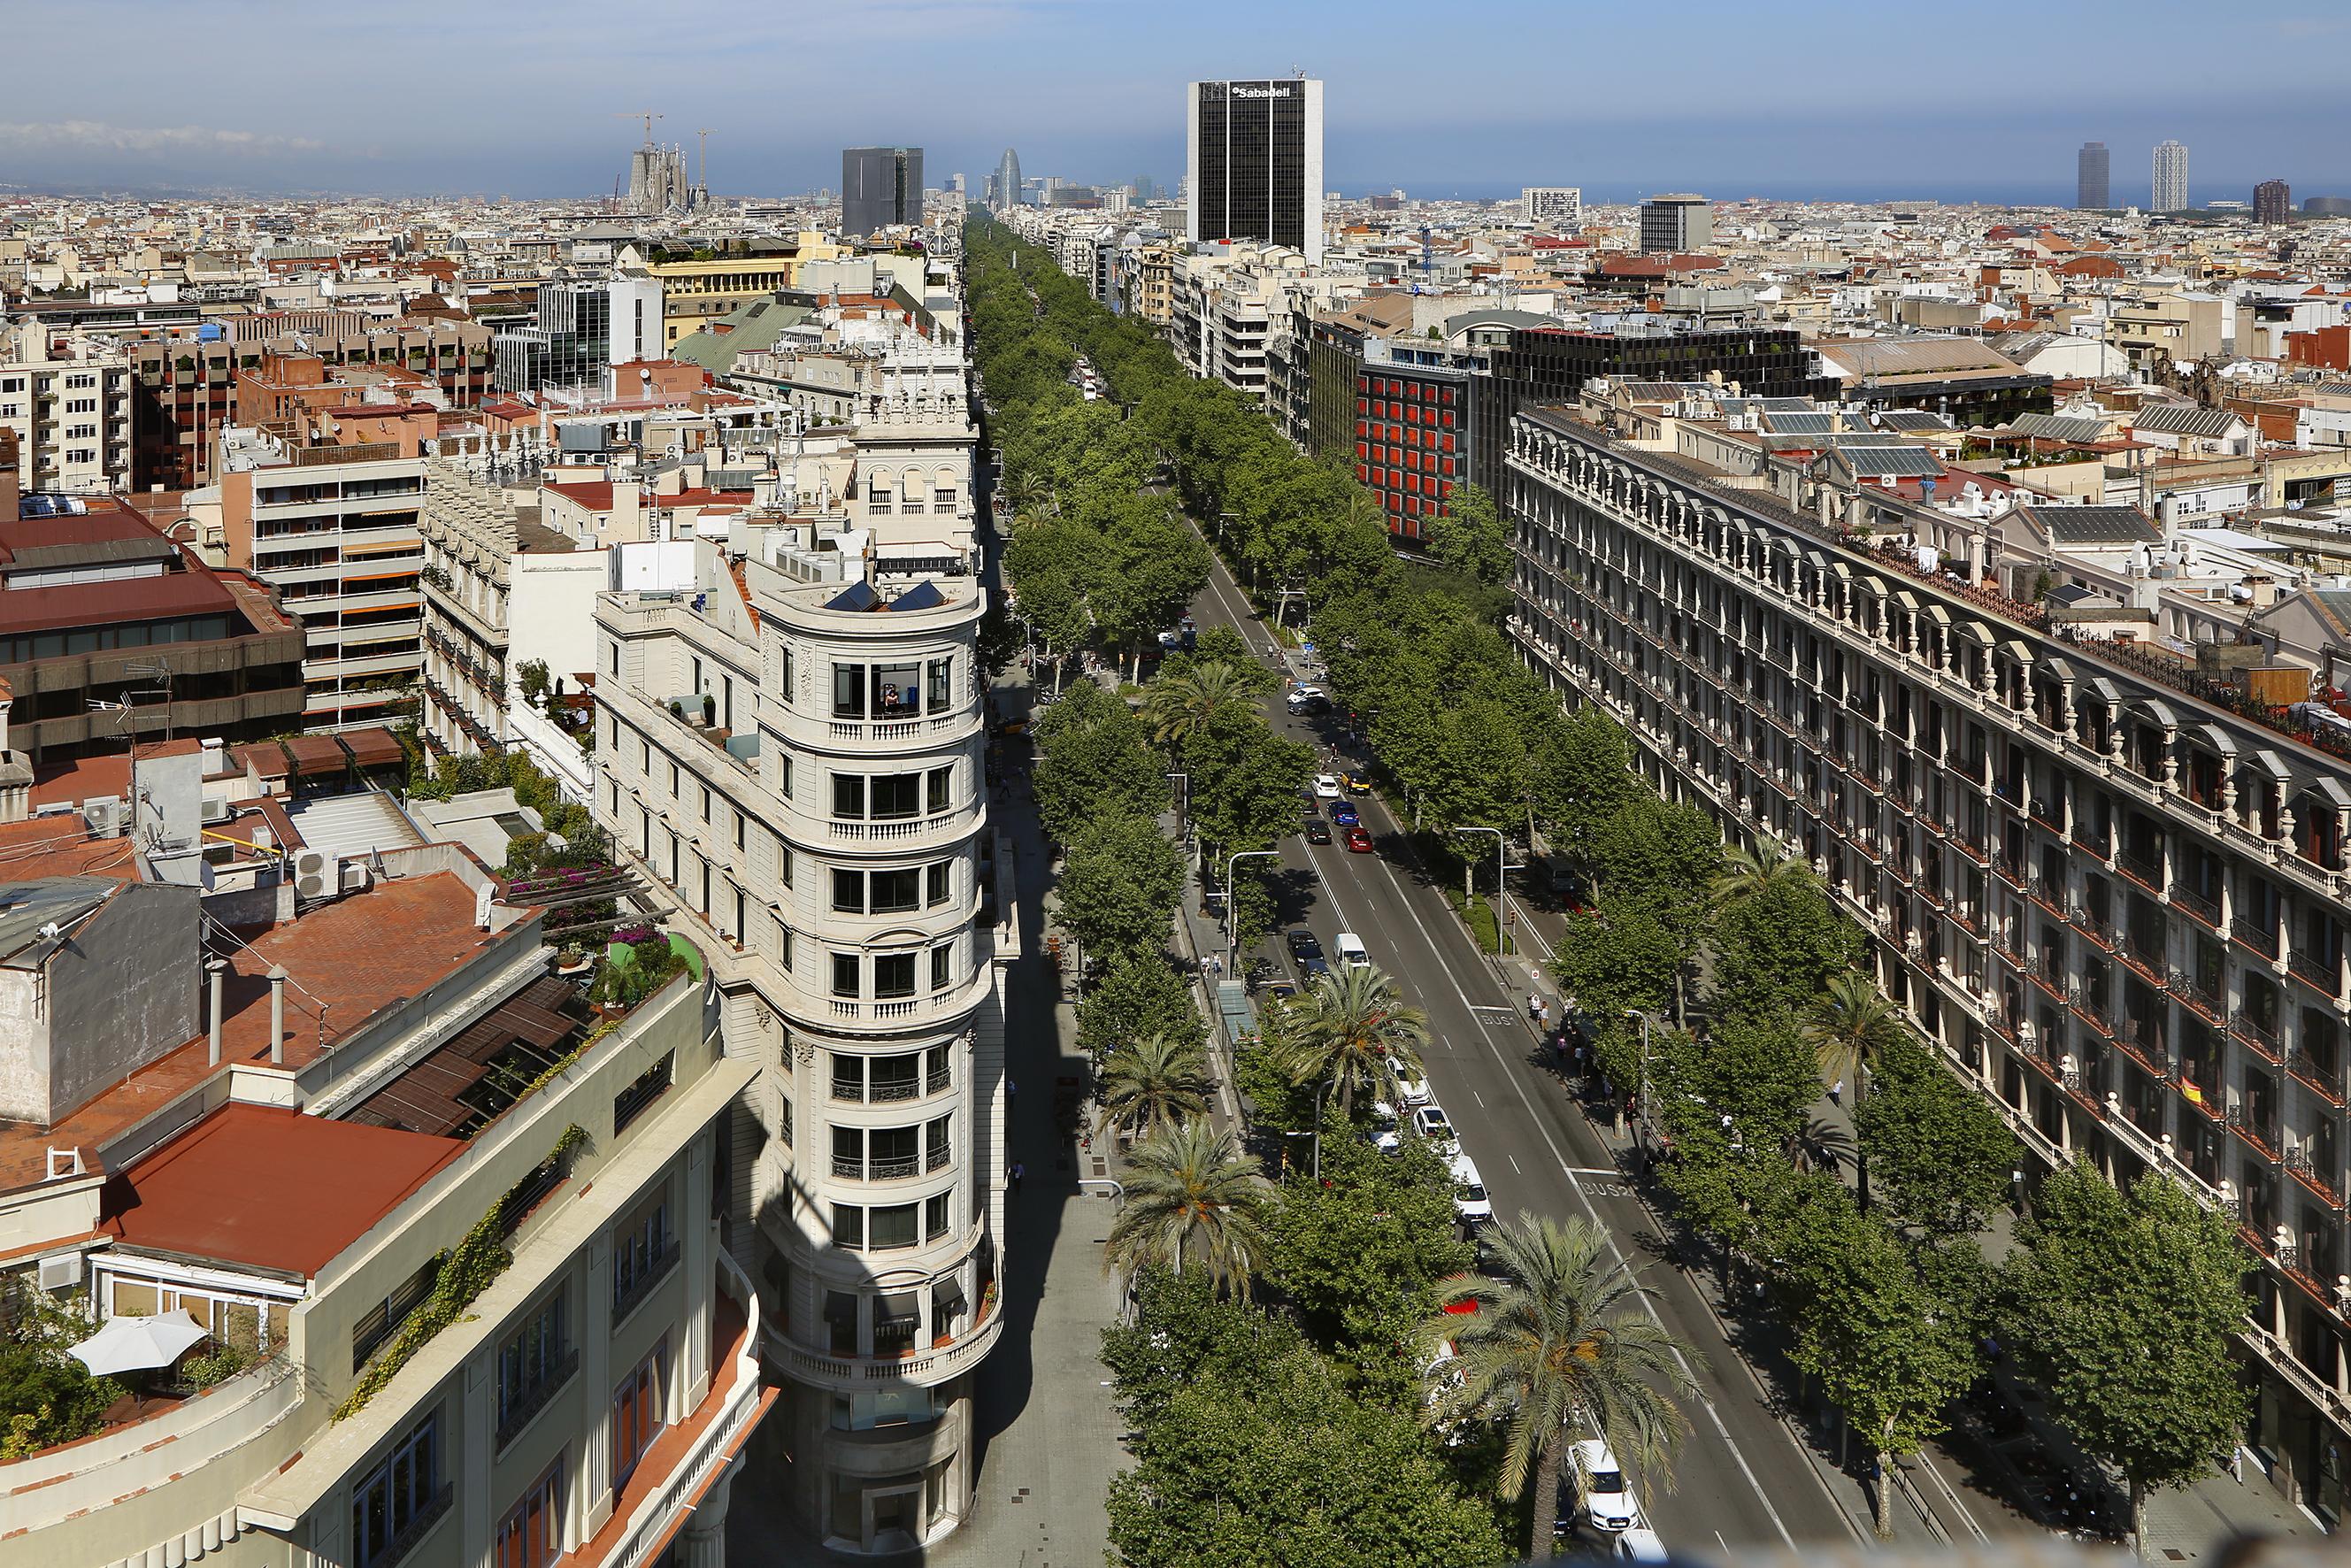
top-left (1504, 397), bottom-right (2351, 1526)
top-left (220, 435), bottom-right (426, 731)
top-left (0, 324), bottom-right (136, 495)
top-left (0, 756), bottom-right (764, 1568)
top-left (644, 242), bottom-right (841, 351)
top-left (588, 526), bottom-right (1010, 1553)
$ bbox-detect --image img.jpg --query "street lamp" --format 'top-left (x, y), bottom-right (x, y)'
top-left (1623, 1008), bottom-right (1656, 1149)
top-left (1456, 826), bottom-right (1519, 949)
top-left (1222, 849), bottom-right (1280, 979)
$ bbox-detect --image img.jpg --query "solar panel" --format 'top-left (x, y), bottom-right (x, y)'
top-left (1831, 432), bottom-right (1909, 448)
top-left (1841, 446), bottom-right (1945, 478)
top-left (1766, 411), bottom-right (1838, 434)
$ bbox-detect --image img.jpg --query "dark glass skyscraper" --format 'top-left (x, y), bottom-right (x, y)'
top-left (1186, 78), bottom-right (1323, 263)
top-left (2077, 141), bottom-right (2109, 209)
top-left (841, 146), bottom-right (924, 238)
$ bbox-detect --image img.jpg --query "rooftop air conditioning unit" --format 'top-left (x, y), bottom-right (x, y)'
top-left (81, 797), bottom-right (124, 838)
top-left (341, 861), bottom-right (372, 895)
top-left (202, 795), bottom-right (233, 826)
top-left (37, 1253), bottom-right (83, 1292)
top-left (294, 848), bottom-right (330, 902)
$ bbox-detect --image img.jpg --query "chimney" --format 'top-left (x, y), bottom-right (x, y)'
top-left (206, 957), bottom-right (227, 1065)
top-left (266, 965), bottom-right (288, 1065)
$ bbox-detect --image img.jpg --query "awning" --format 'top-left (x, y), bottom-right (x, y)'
top-left (878, 1291), bottom-right (920, 1325)
top-left (280, 734), bottom-right (347, 776)
top-left (339, 726), bottom-right (407, 769)
top-left (932, 1275), bottom-right (967, 1313)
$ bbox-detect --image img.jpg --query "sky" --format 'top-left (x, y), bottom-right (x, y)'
top-left (1, 0), bottom-right (2346, 206)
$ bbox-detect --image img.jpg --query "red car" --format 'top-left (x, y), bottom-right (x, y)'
top-left (1344, 826), bottom-right (1374, 853)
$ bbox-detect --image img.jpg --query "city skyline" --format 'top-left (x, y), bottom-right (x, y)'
top-left (0, 1), bottom-right (2344, 202)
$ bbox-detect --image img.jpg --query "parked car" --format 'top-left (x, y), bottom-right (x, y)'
top-left (1449, 1152), bottom-right (1493, 1226)
top-left (1344, 826), bottom-right (1375, 853)
top-left (1313, 772), bottom-right (1342, 799)
top-left (1567, 1440), bottom-right (1640, 1533)
top-left (1304, 819), bottom-right (1333, 845)
top-left (1612, 1527), bottom-right (1669, 1563)
top-left (1378, 1104), bottom-right (1457, 1155)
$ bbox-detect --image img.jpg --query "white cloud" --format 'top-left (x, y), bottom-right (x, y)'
top-left (0, 119), bottom-right (322, 156)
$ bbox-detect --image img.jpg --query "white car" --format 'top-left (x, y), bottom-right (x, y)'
top-left (1376, 1104), bottom-right (1457, 1155)
top-left (1613, 1526), bottom-right (1669, 1562)
top-left (1449, 1152), bottom-right (1493, 1226)
top-left (1392, 1065), bottom-right (1433, 1107)
top-left (1312, 772), bottom-right (1342, 798)
top-left (1571, 1439), bottom-right (1640, 1533)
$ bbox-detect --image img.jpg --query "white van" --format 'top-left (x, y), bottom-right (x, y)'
top-left (1333, 932), bottom-right (1371, 972)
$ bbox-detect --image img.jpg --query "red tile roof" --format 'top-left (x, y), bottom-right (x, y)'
top-left (102, 1103), bottom-right (460, 1277)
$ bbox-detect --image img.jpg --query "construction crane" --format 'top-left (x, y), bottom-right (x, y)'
top-left (616, 110), bottom-right (664, 144)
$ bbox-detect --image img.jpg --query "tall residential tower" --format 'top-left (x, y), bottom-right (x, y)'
top-left (2153, 139), bottom-right (2189, 211)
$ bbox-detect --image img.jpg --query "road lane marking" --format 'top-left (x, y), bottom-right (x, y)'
top-left (1348, 818), bottom-right (1802, 1549)
top-left (1507, 1153), bottom-right (1521, 1174)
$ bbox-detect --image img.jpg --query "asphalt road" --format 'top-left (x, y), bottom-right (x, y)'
top-left (1177, 542), bottom-right (1892, 1556)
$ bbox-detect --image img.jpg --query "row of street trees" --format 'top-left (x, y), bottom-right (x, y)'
top-left (973, 214), bottom-right (2257, 1557)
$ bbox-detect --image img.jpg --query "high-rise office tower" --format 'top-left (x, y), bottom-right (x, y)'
top-left (2152, 140), bottom-right (2188, 211)
top-left (1639, 193), bottom-right (1713, 253)
top-left (2255, 179), bottom-right (2292, 225)
top-left (2077, 142), bottom-right (2109, 209)
top-left (1186, 77), bottom-right (1325, 264)
top-left (841, 145), bottom-right (924, 237)
top-left (995, 148), bottom-right (1021, 211)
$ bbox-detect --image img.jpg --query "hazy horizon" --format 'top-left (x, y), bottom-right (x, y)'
top-left (1, 1), bottom-right (2344, 208)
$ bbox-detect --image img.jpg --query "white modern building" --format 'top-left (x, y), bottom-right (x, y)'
top-left (2155, 140), bottom-right (2191, 212)
top-left (1522, 187), bottom-right (1583, 230)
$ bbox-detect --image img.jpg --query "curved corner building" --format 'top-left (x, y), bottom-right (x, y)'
top-left (592, 534), bottom-right (1009, 1554)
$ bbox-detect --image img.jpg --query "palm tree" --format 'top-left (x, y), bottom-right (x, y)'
top-left (1804, 972), bottom-right (1908, 1206)
top-left (1097, 1032), bottom-right (1210, 1141)
top-left (1423, 1213), bottom-right (1696, 1553)
top-left (1140, 659), bottom-right (1260, 749)
top-left (1781, 1113), bottom-right (1855, 1177)
top-left (1804, 972), bottom-right (1905, 1111)
top-left (1104, 1120), bottom-right (1270, 1297)
top-left (1707, 839), bottom-right (1809, 915)
top-left (1274, 964), bottom-right (1430, 1117)
top-left (1001, 467), bottom-right (1050, 518)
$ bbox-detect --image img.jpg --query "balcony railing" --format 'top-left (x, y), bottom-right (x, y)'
top-left (612, 1240), bottom-right (680, 1325)
top-left (495, 1349), bottom-right (580, 1451)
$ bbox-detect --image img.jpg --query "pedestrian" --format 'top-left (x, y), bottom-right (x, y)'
top-left (1536, 998), bottom-right (1550, 1029)
top-left (1828, 1078), bottom-right (1844, 1107)
top-left (1010, 1161), bottom-right (1024, 1195)
top-left (1528, 991), bottom-right (1542, 1021)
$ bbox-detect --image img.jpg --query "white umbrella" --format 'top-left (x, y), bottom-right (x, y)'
top-left (69, 1310), bottom-right (209, 1377)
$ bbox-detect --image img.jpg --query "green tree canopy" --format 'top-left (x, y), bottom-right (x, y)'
top-left (1056, 808), bottom-right (1184, 963)
top-left (1999, 1160), bottom-right (2253, 1551)
top-left (1854, 1035), bottom-right (2022, 1235)
top-left (1425, 483), bottom-right (1512, 585)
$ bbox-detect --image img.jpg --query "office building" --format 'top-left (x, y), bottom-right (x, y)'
top-left (1186, 77), bottom-right (1325, 264)
top-left (1639, 193), bottom-right (1714, 254)
top-left (994, 149), bottom-right (1021, 211)
top-left (2154, 140), bottom-right (2189, 211)
top-left (1523, 186), bottom-right (1584, 229)
top-left (2077, 142), bottom-right (2109, 209)
top-left (2256, 180), bottom-right (2293, 226)
top-left (1504, 393), bottom-right (2350, 1532)
top-left (0, 446), bottom-right (305, 768)
top-left (842, 147), bottom-right (925, 238)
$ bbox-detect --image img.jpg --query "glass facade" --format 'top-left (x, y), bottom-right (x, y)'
top-left (1191, 81), bottom-right (1315, 256)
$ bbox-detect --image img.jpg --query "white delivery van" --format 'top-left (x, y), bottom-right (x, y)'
top-left (1333, 932), bottom-right (1371, 971)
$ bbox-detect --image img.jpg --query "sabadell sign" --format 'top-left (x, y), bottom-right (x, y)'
top-left (1228, 85), bottom-right (1293, 100)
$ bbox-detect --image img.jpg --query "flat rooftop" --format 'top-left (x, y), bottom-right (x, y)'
top-left (102, 1103), bottom-right (460, 1278)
